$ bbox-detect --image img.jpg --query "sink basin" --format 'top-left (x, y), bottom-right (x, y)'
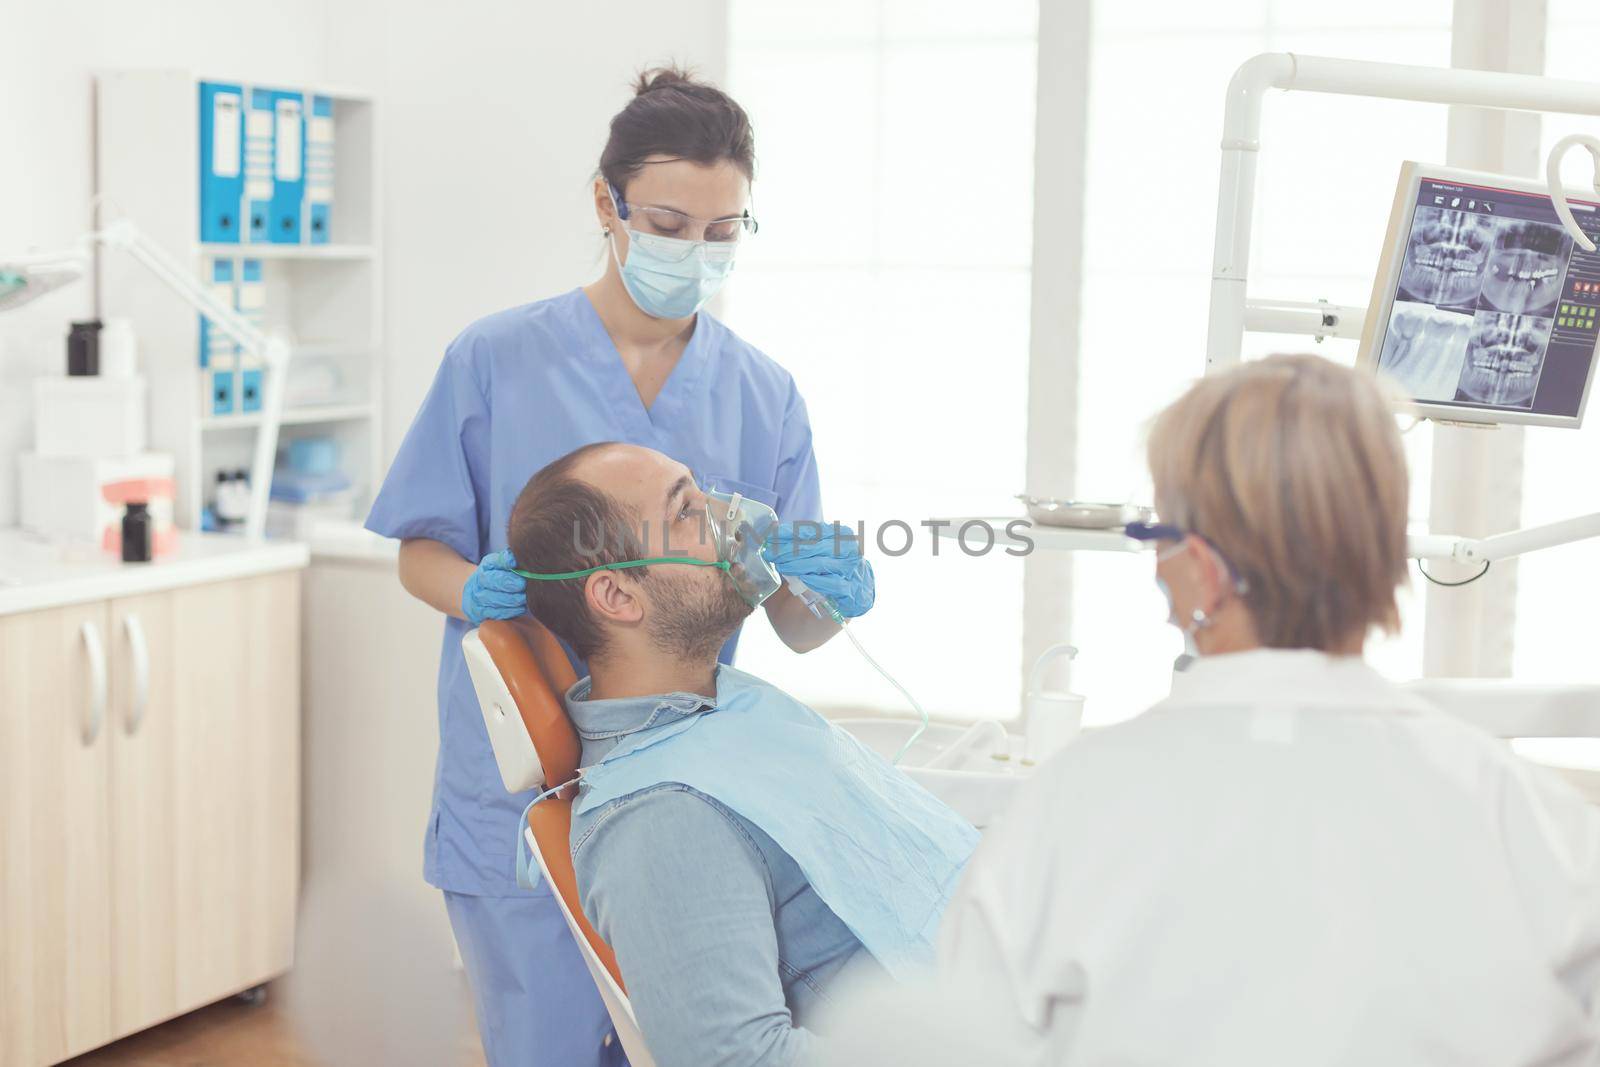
top-left (834, 717), bottom-right (1026, 829)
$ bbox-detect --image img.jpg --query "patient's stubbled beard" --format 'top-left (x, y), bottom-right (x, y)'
top-left (1457, 312), bottom-right (1549, 408)
top-left (1481, 221), bottom-right (1569, 315)
top-left (1400, 208), bottom-right (1492, 307)
top-left (646, 568), bottom-right (755, 661)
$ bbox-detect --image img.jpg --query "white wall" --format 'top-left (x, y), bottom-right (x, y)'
top-left (324, 0), bottom-right (729, 462)
top-left (0, 0), bottom-right (729, 516)
top-left (0, 0), bottom-right (336, 528)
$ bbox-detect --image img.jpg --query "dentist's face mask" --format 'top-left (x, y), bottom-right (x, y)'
top-left (1148, 534), bottom-right (1249, 658)
top-left (514, 484), bottom-right (781, 609)
top-left (703, 487), bottom-right (782, 608)
top-left (607, 185), bottom-right (739, 320)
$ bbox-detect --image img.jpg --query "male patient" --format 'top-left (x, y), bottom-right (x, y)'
top-left (506, 442), bottom-right (977, 1067)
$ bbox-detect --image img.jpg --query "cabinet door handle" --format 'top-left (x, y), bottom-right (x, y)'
top-left (80, 620), bottom-right (107, 746)
top-left (123, 613), bottom-right (149, 735)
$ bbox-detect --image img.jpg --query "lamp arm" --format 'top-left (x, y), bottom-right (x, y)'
top-left (95, 219), bottom-right (290, 541)
top-left (95, 221), bottom-right (274, 362)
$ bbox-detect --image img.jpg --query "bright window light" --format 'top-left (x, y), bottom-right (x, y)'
top-left (724, 0), bottom-right (1038, 720)
top-left (1074, 1), bottom-right (1453, 724)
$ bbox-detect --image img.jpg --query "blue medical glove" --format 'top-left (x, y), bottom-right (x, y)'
top-left (762, 521), bottom-right (876, 618)
top-left (461, 548), bottom-right (527, 625)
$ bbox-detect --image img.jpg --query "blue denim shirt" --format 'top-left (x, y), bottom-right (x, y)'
top-left (566, 678), bottom-right (885, 1067)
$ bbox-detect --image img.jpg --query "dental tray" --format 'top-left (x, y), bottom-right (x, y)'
top-left (1016, 496), bottom-right (1151, 529)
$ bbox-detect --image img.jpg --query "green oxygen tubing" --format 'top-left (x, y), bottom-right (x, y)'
top-left (512, 558), bottom-right (729, 581)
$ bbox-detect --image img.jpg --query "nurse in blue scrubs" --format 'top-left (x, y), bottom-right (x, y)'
top-left (365, 66), bottom-right (870, 1067)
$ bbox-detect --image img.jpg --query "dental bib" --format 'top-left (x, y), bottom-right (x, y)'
top-left (569, 666), bottom-right (979, 979)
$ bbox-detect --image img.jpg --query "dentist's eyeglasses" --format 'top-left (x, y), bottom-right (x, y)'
top-left (1124, 521), bottom-right (1251, 593)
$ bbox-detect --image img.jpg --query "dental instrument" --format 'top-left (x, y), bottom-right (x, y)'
top-left (919, 719), bottom-right (1009, 772)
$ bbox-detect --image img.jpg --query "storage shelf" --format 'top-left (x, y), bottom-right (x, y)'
top-left (927, 517), bottom-right (1147, 554)
top-left (198, 243), bottom-right (374, 261)
top-left (97, 69), bottom-right (383, 531)
top-left (200, 402), bottom-right (373, 431)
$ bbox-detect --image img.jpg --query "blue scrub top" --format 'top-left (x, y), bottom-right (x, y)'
top-left (366, 288), bottom-right (823, 896)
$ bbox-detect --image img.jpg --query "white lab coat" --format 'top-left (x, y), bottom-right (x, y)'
top-left (937, 649), bottom-right (1600, 1066)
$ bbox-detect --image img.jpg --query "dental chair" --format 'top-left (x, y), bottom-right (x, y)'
top-left (461, 620), bottom-right (657, 1067)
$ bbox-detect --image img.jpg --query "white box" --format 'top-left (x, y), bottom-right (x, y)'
top-left (19, 451), bottom-right (177, 553)
top-left (33, 376), bottom-right (148, 458)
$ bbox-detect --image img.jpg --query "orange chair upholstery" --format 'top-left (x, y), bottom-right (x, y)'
top-left (475, 619), bottom-right (625, 991)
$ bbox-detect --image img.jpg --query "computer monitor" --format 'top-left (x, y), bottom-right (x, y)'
top-left (1358, 162), bottom-right (1600, 428)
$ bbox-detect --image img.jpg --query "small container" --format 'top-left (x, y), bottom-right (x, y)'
top-left (99, 318), bottom-right (138, 379)
top-left (121, 502), bottom-right (153, 563)
top-left (67, 320), bottom-right (102, 376)
top-left (1025, 643), bottom-right (1085, 765)
top-left (287, 435), bottom-right (340, 476)
top-left (19, 451), bottom-right (175, 549)
top-left (215, 470), bottom-right (252, 526)
top-left (33, 376), bottom-right (148, 459)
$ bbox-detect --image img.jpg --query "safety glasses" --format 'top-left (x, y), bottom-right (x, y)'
top-left (609, 181), bottom-right (758, 249)
top-left (1124, 521), bottom-right (1250, 592)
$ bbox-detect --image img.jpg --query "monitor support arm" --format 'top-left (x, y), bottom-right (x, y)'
top-left (1207, 52), bottom-right (1600, 370)
top-left (1408, 512), bottom-right (1600, 563)
top-left (1204, 54), bottom-right (1600, 569)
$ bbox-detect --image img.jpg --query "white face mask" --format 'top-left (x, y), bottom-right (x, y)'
top-left (1156, 575), bottom-right (1203, 659)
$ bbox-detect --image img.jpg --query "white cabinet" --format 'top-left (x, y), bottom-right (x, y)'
top-left (0, 602), bottom-right (115, 1065)
top-left (0, 570), bottom-right (300, 1066)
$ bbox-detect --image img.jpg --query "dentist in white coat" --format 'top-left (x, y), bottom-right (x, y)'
top-left (826, 354), bottom-right (1600, 1065)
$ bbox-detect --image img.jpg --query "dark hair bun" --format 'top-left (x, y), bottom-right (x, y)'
top-left (634, 65), bottom-right (697, 97)
top-left (601, 63), bottom-right (757, 186)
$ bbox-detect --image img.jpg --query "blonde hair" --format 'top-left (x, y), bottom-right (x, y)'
top-left (1146, 355), bottom-right (1410, 651)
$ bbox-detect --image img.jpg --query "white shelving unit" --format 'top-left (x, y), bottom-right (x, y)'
top-left (95, 70), bottom-right (382, 533)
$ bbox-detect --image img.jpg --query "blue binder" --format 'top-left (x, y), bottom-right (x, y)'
top-left (245, 88), bottom-right (276, 243)
top-left (212, 370), bottom-right (236, 416)
top-left (198, 82), bottom-right (244, 243)
top-left (204, 257), bottom-right (237, 415)
top-left (306, 95), bottom-right (335, 244)
top-left (238, 259), bottom-right (266, 413)
top-left (198, 258), bottom-right (236, 369)
top-left (269, 90), bottom-right (306, 243)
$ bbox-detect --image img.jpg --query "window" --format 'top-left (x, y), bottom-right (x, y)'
top-left (723, 1), bottom-right (1039, 719)
top-left (1074, 1), bottom-right (1454, 724)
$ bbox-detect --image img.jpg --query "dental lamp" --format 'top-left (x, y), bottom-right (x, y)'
top-left (0, 219), bottom-right (291, 541)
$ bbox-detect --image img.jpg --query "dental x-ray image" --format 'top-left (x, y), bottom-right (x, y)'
top-left (1398, 207), bottom-right (1493, 308)
top-left (1480, 219), bottom-right (1572, 316)
top-left (1377, 301), bottom-right (1472, 401)
top-left (1455, 310), bottom-right (1551, 408)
